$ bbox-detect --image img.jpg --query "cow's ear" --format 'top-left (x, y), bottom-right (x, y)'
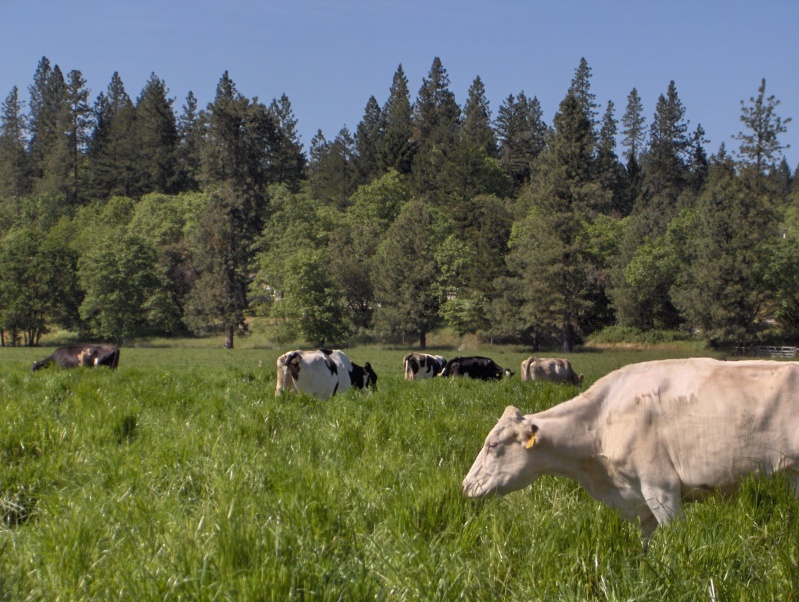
top-left (525, 424), bottom-right (540, 449)
top-left (501, 405), bottom-right (522, 421)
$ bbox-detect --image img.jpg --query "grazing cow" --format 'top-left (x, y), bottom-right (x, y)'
top-left (462, 358), bottom-right (799, 540)
top-left (275, 349), bottom-right (377, 399)
top-left (520, 357), bottom-right (584, 385)
top-left (32, 344), bottom-right (120, 371)
top-left (403, 353), bottom-right (447, 381)
top-left (438, 356), bottom-right (513, 380)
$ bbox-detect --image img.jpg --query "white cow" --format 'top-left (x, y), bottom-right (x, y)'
top-left (403, 353), bottom-right (447, 381)
top-left (462, 358), bottom-right (799, 540)
top-left (275, 349), bottom-right (377, 399)
top-left (520, 357), bottom-right (583, 385)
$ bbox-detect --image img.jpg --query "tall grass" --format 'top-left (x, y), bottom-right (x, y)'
top-left (1, 345), bottom-right (797, 599)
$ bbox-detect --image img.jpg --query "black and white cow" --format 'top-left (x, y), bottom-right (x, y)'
top-left (275, 349), bottom-right (378, 399)
top-left (32, 344), bottom-right (120, 371)
top-left (438, 356), bottom-right (513, 381)
top-left (403, 352), bottom-right (447, 381)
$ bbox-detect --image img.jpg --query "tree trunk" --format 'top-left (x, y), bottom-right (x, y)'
top-left (419, 330), bottom-right (426, 350)
top-left (224, 324), bottom-right (234, 349)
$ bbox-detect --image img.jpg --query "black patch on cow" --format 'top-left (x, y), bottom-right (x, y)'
top-left (351, 361), bottom-right (378, 390)
top-left (439, 356), bottom-right (510, 381)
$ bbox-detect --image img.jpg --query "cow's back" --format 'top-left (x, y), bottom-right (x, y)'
top-left (593, 358), bottom-right (799, 494)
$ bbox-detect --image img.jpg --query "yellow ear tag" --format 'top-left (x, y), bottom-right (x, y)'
top-left (525, 434), bottom-right (537, 449)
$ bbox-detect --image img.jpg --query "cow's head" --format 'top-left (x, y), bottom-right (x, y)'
top-left (462, 405), bottom-right (541, 498)
top-left (364, 362), bottom-right (378, 389)
top-left (501, 368), bottom-right (514, 378)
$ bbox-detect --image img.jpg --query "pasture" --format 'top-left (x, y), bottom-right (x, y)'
top-left (1, 343), bottom-right (799, 599)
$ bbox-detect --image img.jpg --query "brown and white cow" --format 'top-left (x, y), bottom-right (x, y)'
top-left (403, 353), bottom-right (447, 381)
top-left (463, 358), bottom-right (799, 540)
top-left (32, 344), bottom-right (120, 371)
top-left (275, 349), bottom-right (377, 399)
top-left (520, 357), bottom-right (583, 385)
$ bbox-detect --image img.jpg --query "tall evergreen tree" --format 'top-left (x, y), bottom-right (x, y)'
top-left (0, 87), bottom-right (32, 204)
top-left (354, 95), bottom-right (384, 185)
top-left (639, 80), bottom-right (690, 231)
top-left (568, 57), bottom-right (600, 128)
top-left (61, 70), bottom-right (93, 205)
top-left (509, 92), bottom-right (610, 351)
top-left (379, 65), bottom-right (415, 174)
top-left (619, 88), bottom-right (646, 217)
top-left (307, 127), bottom-right (357, 208)
top-left (372, 198), bottom-right (443, 348)
top-left (134, 73), bottom-right (179, 196)
top-left (410, 57), bottom-right (462, 200)
top-left (267, 93), bottom-right (306, 191)
top-left (671, 155), bottom-right (776, 343)
top-left (186, 72), bottom-right (273, 347)
top-left (611, 82), bottom-right (691, 329)
top-left (595, 100), bottom-right (624, 214)
top-left (461, 75), bottom-right (496, 156)
top-left (177, 91), bottom-right (201, 191)
top-left (28, 58), bottom-right (68, 195)
top-left (88, 72), bottom-right (136, 199)
top-left (734, 78), bottom-right (792, 193)
top-left (495, 92), bottom-right (548, 191)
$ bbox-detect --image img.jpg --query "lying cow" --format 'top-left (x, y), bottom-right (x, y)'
top-left (462, 358), bottom-right (799, 541)
top-left (275, 349), bottom-right (377, 399)
top-left (438, 356), bottom-right (513, 380)
top-left (403, 353), bottom-right (447, 381)
top-left (520, 357), bottom-right (583, 385)
top-left (32, 344), bottom-right (120, 371)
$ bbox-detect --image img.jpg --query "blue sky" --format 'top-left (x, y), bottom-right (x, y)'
top-left (2, 1), bottom-right (798, 168)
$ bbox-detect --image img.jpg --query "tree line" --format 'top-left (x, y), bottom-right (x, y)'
top-left (0, 56), bottom-right (795, 349)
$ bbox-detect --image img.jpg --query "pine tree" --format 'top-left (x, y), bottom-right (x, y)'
top-left (568, 57), bottom-right (599, 128)
top-left (267, 93), bottom-right (306, 191)
top-left (28, 58), bottom-right (68, 192)
top-left (619, 88), bottom-right (646, 217)
top-left (621, 88), bottom-right (646, 163)
top-left (307, 127), bottom-right (357, 208)
top-left (0, 87), bottom-right (32, 204)
top-left (639, 80), bottom-right (690, 231)
top-left (462, 75), bottom-right (496, 156)
top-left (88, 72), bottom-right (136, 198)
top-left (372, 198), bottom-right (442, 348)
top-left (495, 92), bottom-right (548, 190)
top-left (412, 57), bottom-right (461, 148)
top-left (62, 70), bottom-right (93, 205)
top-left (177, 91), bottom-right (201, 191)
top-left (595, 100), bottom-right (624, 214)
top-left (734, 78), bottom-right (792, 193)
top-left (354, 95), bottom-right (383, 185)
top-left (671, 155), bottom-right (776, 343)
top-left (187, 72), bottom-right (273, 347)
top-left (379, 65), bottom-right (415, 174)
top-left (134, 73), bottom-right (179, 196)
top-left (510, 92), bottom-right (610, 351)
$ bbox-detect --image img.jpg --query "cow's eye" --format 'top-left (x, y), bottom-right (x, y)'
top-left (486, 441), bottom-right (498, 451)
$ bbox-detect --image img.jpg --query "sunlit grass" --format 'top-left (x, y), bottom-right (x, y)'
top-left (1, 344), bottom-right (796, 599)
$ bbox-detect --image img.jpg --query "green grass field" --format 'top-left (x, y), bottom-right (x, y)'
top-left (1, 342), bottom-right (798, 599)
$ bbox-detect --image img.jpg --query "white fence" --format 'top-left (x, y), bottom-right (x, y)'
top-left (754, 345), bottom-right (797, 358)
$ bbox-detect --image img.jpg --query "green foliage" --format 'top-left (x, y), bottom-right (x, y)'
top-left (271, 249), bottom-right (350, 345)
top-left (587, 325), bottom-right (693, 345)
top-left (78, 228), bottom-right (178, 341)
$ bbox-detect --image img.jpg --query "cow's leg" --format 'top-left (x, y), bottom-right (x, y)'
top-left (641, 482), bottom-right (683, 528)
